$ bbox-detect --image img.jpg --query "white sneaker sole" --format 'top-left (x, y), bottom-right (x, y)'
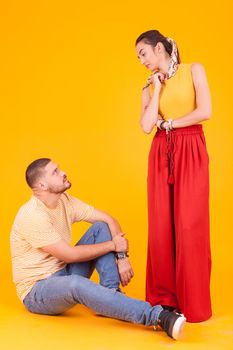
top-left (172, 316), bottom-right (186, 340)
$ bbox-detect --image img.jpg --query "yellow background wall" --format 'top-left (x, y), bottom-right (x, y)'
top-left (0, 0), bottom-right (232, 322)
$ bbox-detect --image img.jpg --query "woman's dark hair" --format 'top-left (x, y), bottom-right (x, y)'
top-left (135, 30), bottom-right (181, 64)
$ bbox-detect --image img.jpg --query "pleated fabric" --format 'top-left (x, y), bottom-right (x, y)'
top-left (146, 125), bottom-right (212, 322)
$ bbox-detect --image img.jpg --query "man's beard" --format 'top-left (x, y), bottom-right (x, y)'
top-left (48, 181), bottom-right (72, 194)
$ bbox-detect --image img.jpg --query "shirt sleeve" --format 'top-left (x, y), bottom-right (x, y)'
top-left (66, 194), bottom-right (94, 223)
top-left (19, 212), bottom-right (62, 248)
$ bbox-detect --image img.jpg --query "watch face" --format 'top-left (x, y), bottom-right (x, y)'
top-left (117, 252), bottom-right (126, 259)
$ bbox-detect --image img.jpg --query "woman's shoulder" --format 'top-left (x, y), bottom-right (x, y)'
top-left (180, 62), bottom-right (205, 70)
top-left (190, 63), bottom-right (207, 81)
top-left (180, 62), bottom-right (206, 78)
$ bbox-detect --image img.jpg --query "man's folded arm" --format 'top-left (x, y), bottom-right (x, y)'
top-left (41, 239), bottom-right (115, 264)
top-left (85, 208), bottom-right (123, 237)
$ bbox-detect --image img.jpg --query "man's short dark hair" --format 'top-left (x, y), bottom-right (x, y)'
top-left (25, 158), bottom-right (51, 188)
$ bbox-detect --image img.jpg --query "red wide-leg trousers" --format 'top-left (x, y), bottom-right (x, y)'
top-left (146, 125), bottom-right (212, 322)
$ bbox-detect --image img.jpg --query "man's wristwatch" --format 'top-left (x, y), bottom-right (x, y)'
top-left (115, 252), bottom-right (128, 260)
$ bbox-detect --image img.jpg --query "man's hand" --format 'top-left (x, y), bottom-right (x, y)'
top-left (113, 233), bottom-right (128, 252)
top-left (117, 257), bottom-right (134, 287)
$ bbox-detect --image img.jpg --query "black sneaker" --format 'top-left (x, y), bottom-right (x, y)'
top-left (161, 305), bottom-right (176, 312)
top-left (157, 310), bottom-right (186, 340)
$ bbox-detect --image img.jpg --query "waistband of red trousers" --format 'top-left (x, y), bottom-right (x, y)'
top-left (155, 124), bottom-right (203, 137)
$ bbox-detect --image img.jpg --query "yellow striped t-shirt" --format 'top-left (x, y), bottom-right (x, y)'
top-left (10, 192), bottom-right (94, 302)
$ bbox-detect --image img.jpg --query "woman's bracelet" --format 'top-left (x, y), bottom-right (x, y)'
top-left (160, 120), bottom-right (167, 130)
top-left (156, 119), bottom-right (164, 129)
top-left (157, 118), bottom-right (174, 133)
top-left (167, 119), bottom-right (174, 131)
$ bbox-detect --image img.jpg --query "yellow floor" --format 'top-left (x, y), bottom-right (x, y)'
top-left (1, 288), bottom-right (233, 350)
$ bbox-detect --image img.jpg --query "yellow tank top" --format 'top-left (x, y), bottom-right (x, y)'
top-left (157, 63), bottom-right (196, 120)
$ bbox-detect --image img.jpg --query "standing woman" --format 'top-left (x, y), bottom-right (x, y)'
top-left (135, 30), bottom-right (212, 322)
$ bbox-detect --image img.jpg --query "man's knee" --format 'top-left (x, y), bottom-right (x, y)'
top-left (91, 222), bottom-right (111, 240)
top-left (92, 221), bottom-right (109, 230)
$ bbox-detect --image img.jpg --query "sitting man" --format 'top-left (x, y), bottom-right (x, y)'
top-left (10, 158), bottom-right (186, 340)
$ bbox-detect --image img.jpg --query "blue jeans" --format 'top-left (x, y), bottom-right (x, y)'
top-left (23, 222), bottom-right (162, 326)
